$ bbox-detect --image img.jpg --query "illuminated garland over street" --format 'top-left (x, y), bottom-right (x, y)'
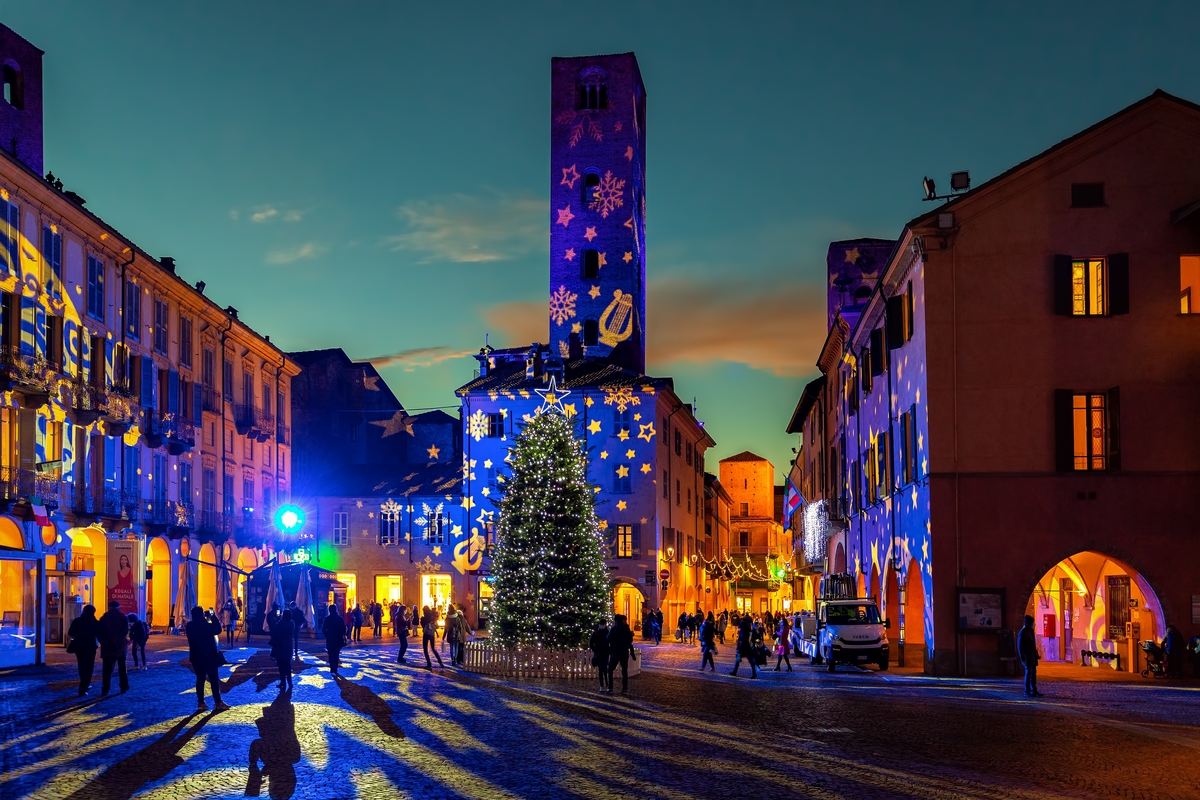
top-left (489, 409), bottom-right (611, 649)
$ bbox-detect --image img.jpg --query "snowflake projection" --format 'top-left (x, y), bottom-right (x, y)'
top-left (588, 171), bottom-right (626, 219)
top-left (549, 284), bottom-right (578, 326)
top-left (555, 110), bottom-right (603, 148)
top-left (603, 386), bottom-right (641, 413)
top-left (414, 502), bottom-right (445, 540)
top-left (468, 409), bottom-right (488, 442)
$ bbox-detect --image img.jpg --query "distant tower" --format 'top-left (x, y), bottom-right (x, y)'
top-left (549, 53), bottom-right (646, 374)
top-left (0, 25), bottom-right (43, 175)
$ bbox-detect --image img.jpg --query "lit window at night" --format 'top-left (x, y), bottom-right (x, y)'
top-left (1181, 255), bottom-right (1200, 313)
top-left (1071, 258), bottom-right (1106, 316)
top-left (615, 525), bottom-right (632, 558)
top-left (1072, 393), bottom-right (1107, 471)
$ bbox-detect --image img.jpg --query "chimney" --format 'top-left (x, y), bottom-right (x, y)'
top-left (195, 280), bottom-right (205, 294)
top-left (475, 344), bottom-right (494, 377)
top-left (567, 332), bottom-right (582, 361)
top-left (544, 353), bottom-right (564, 384)
top-left (226, 306), bottom-right (238, 319)
top-left (525, 344), bottom-right (543, 380)
top-left (160, 257), bottom-right (176, 274)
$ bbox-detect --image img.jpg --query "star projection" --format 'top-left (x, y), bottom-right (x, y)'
top-left (488, 411), bottom-right (610, 649)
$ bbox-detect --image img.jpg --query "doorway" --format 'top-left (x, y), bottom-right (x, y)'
top-left (375, 574), bottom-right (403, 606)
top-left (612, 580), bottom-right (645, 629)
top-left (421, 574), bottom-right (452, 622)
top-left (147, 537), bottom-right (171, 627)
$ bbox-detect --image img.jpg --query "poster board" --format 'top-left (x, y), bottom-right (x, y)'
top-left (957, 587), bottom-right (1005, 632)
top-left (107, 538), bottom-right (141, 614)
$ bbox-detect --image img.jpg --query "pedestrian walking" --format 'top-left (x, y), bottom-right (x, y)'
top-left (67, 604), bottom-right (100, 696)
top-left (420, 606), bottom-right (444, 670)
top-left (186, 605), bottom-right (230, 711)
top-left (389, 602), bottom-right (399, 638)
top-left (717, 611), bottom-right (728, 645)
top-left (699, 612), bottom-right (717, 672)
top-left (676, 611), bottom-right (687, 643)
top-left (773, 616), bottom-right (793, 672)
top-left (351, 603), bottom-right (364, 643)
top-left (454, 605), bottom-right (471, 665)
top-left (1163, 624), bottom-right (1185, 678)
top-left (371, 602), bottom-right (383, 638)
top-left (445, 605), bottom-right (462, 665)
top-left (289, 602), bottom-right (306, 660)
top-left (99, 600), bottom-right (130, 695)
top-left (220, 599), bottom-right (238, 647)
top-left (271, 609), bottom-right (296, 691)
top-left (127, 612), bottom-right (149, 670)
top-left (590, 619), bottom-right (611, 692)
top-left (730, 614), bottom-right (758, 678)
top-left (321, 603), bottom-right (347, 676)
top-left (266, 602), bottom-right (281, 638)
top-left (1018, 614), bottom-right (1041, 697)
top-left (652, 608), bottom-right (662, 645)
top-left (343, 605), bottom-right (354, 645)
top-left (395, 606), bottom-right (411, 664)
top-left (606, 614), bottom-right (637, 694)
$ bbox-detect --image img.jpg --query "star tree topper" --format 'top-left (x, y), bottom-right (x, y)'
top-left (535, 375), bottom-right (572, 415)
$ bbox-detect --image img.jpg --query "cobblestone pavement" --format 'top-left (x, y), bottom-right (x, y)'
top-left (2, 636), bottom-right (1199, 799)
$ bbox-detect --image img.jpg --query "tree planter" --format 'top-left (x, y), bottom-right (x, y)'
top-left (461, 641), bottom-right (641, 679)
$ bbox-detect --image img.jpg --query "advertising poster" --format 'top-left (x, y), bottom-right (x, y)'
top-left (107, 539), bottom-right (140, 614)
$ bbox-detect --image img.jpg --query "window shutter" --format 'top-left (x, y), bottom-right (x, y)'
top-left (870, 329), bottom-right (886, 375)
top-left (631, 523), bottom-right (640, 555)
top-left (378, 514), bottom-right (387, 546)
top-left (905, 282), bottom-right (915, 340)
top-left (140, 356), bottom-right (155, 408)
top-left (1108, 253), bottom-right (1129, 315)
top-left (192, 382), bottom-right (204, 426)
top-left (1106, 386), bottom-right (1121, 471)
top-left (605, 525), bottom-right (618, 556)
top-left (886, 295), bottom-right (904, 349)
top-left (1053, 255), bottom-right (1073, 315)
top-left (1054, 389), bottom-right (1075, 472)
top-left (167, 369), bottom-right (180, 414)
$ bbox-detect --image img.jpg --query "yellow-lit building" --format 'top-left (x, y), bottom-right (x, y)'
top-left (718, 451), bottom-right (789, 616)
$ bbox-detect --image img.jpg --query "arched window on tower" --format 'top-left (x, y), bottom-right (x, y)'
top-left (583, 319), bottom-right (599, 347)
top-left (2, 63), bottom-right (22, 110)
top-left (582, 170), bottom-right (601, 206)
top-left (583, 249), bottom-right (599, 279)
top-left (577, 67), bottom-right (608, 110)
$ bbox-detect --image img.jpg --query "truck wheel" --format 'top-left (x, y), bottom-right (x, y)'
top-left (810, 653), bottom-right (819, 665)
top-left (878, 657), bottom-right (889, 671)
top-left (826, 651), bottom-right (836, 672)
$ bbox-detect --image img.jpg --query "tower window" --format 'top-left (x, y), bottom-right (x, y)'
top-left (582, 171), bottom-right (601, 206)
top-left (2, 64), bottom-right (22, 110)
top-left (583, 319), bottom-right (598, 347)
top-left (576, 68), bottom-right (608, 110)
top-left (583, 249), bottom-right (599, 279)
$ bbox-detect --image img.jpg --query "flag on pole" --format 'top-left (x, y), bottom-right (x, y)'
top-left (781, 477), bottom-right (804, 531)
top-left (31, 497), bottom-right (49, 527)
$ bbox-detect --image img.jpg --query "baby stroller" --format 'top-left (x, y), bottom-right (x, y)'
top-left (1141, 640), bottom-right (1167, 678)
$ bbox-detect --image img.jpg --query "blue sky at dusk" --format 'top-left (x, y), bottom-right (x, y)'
top-left (6, 2), bottom-right (1200, 477)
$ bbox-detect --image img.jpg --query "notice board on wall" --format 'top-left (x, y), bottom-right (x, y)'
top-left (958, 588), bottom-right (1005, 631)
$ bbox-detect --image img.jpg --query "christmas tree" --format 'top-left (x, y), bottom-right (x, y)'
top-left (490, 408), bottom-right (611, 649)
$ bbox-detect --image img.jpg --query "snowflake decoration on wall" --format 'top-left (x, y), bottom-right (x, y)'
top-left (555, 110), bottom-right (603, 148)
top-left (549, 285), bottom-right (578, 326)
top-left (468, 409), bottom-right (488, 442)
top-left (603, 386), bottom-right (640, 412)
top-left (588, 171), bottom-right (626, 218)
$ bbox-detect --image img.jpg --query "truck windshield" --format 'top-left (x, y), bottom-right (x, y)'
top-left (825, 605), bottom-right (882, 625)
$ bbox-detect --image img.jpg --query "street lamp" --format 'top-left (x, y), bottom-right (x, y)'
top-left (274, 504), bottom-right (306, 535)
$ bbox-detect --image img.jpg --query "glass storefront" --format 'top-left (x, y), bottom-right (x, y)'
top-left (0, 557), bottom-right (38, 667)
top-left (336, 572), bottom-right (357, 611)
top-left (421, 574), bottom-right (452, 625)
top-left (374, 575), bottom-right (403, 605)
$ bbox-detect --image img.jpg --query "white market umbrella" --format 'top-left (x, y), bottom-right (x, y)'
top-left (295, 566), bottom-right (315, 630)
top-left (214, 556), bottom-right (231, 616)
top-left (264, 559), bottom-right (285, 618)
top-left (173, 560), bottom-right (195, 632)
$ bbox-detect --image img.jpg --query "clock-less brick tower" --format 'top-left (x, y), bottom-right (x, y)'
top-left (549, 53), bottom-right (646, 374)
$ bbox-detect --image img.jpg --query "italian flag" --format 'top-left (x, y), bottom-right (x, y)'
top-left (31, 497), bottom-right (49, 527)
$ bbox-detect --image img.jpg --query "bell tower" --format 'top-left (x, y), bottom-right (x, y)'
top-left (549, 53), bottom-right (646, 374)
top-left (0, 25), bottom-right (43, 176)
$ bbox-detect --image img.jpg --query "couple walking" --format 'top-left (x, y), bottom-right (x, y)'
top-left (589, 614), bottom-right (638, 694)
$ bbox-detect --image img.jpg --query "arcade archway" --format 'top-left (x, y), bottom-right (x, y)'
top-left (904, 559), bottom-right (926, 665)
top-left (0, 516), bottom-right (25, 549)
top-left (611, 578), bottom-right (645, 629)
top-left (1024, 551), bottom-right (1164, 664)
top-left (197, 543), bottom-right (216, 611)
top-left (832, 541), bottom-right (846, 574)
top-left (146, 537), bottom-right (171, 627)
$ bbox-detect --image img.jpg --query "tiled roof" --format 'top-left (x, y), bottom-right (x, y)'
top-left (310, 461), bottom-right (464, 499)
top-left (720, 450), bottom-right (769, 463)
top-left (456, 356), bottom-right (673, 396)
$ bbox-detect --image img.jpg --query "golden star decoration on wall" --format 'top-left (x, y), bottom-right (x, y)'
top-left (571, 322), bottom-right (582, 334)
top-left (616, 465), bottom-right (629, 478)
top-left (600, 450), bottom-right (608, 459)
top-left (370, 411), bottom-right (415, 438)
top-left (584, 227), bottom-right (597, 242)
top-left (557, 206), bottom-right (575, 227)
top-left (637, 422), bottom-right (656, 442)
top-left (617, 500), bottom-right (627, 511)
top-left (564, 248), bottom-right (576, 261)
top-left (625, 146), bottom-right (634, 161)
top-left (598, 519), bottom-right (608, 530)
top-left (427, 444), bottom-right (440, 460)
top-left (625, 449), bottom-right (635, 459)
top-left (585, 397), bottom-right (594, 407)
top-left (562, 403), bottom-right (577, 418)
top-left (561, 165), bottom-right (580, 189)
top-left (587, 419), bottom-right (601, 434)
top-left (617, 429), bottom-right (630, 442)
top-left (597, 252), bottom-right (607, 268)
top-left (355, 500), bottom-right (363, 508)
top-left (623, 252), bottom-right (633, 263)
top-left (483, 459), bottom-right (492, 469)
top-left (845, 247), bottom-right (861, 264)
top-left (432, 545), bottom-right (443, 556)
top-left (461, 496), bottom-right (475, 510)
top-left (364, 374), bottom-right (380, 391)
top-left (640, 463), bottom-right (650, 474)
top-left (588, 285), bottom-right (600, 299)
top-left (633, 413), bottom-right (641, 421)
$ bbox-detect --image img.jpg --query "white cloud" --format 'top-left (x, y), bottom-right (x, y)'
top-left (385, 191), bottom-right (545, 263)
top-left (366, 345), bottom-right (477, 372)
top-left (251, 206), bottom-right (279, 223)
top-left (283, 210), bottom-right (303, 223)
top-left (266, 242), bottom-right (325, 264)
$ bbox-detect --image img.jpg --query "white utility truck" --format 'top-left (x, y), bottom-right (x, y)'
top-left (795, 573), bottom-right (891, 672)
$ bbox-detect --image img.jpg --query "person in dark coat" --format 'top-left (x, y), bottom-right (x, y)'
top-left (606, 614), bottom-right (637, 694)
top-left (420, 606), bottom-right (444, 669)
top-left (589, 620), bottom-right (611, 692)
top-left (266, 602), bottom-right (281, 637)
top-left (67, 604), bottom-right (100, 696)
top-left (289, 602), bottom-right (306, 660)
top-left (1162, 624), bottom-right (1185, 678)
top-left (127, 612), bottom-right (149, 671)
top-left (186, 605), bottom-right (229, 711)
top-left (730, 614), bottom-right (757, 678)
top-left (321, 604), bottom-right (347, 675)
top-left (271, 609), bottom-right (296, 691)
top-left (351, 603), bottom-right (364, 643)
top-left (394, 605), bottom-right (411, 664)
top-left (1018, 614), bottom-right (1041, 697)
top-left (699, 612), bottom-right (717, 672)
top-left (99, 600), bottom-right (130, 695)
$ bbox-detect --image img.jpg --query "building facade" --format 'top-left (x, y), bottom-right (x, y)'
top-left (0, 24), bottom-right (298, 667)
top-left (718, 452), bottom-right (790, 616)
top-left (788, 91), bottom-right (1200, 675)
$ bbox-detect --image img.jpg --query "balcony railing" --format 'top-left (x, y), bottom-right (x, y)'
top-left (0, 466), bottom-right (63, 507)
top-left (197, 509), bottom-right (232, 537)
top-left (162, 412), bottom-right (195, 454)
top-left (202, 386), bottom-right (222, 414)
top-left (234, 403), bottom-right (261, 436)
top-left (276, 422), bottom-right (290, 446)
top-left (68, 381), bottom-right (108, 425)
top-left (170, 501), bottom-right (195, 530)
top-left (0, 345), bottom-right (55, 403)
top-left (139, 498), bottom-right (170, 526)
top-left (142, 409), bottom-right (165, 449)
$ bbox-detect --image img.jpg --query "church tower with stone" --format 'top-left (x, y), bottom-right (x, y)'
top-left (548, 53), bottom-right (646, 374)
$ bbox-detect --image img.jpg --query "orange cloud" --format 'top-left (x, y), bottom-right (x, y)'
top-left (478, 276), bottom-right (827, 377)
